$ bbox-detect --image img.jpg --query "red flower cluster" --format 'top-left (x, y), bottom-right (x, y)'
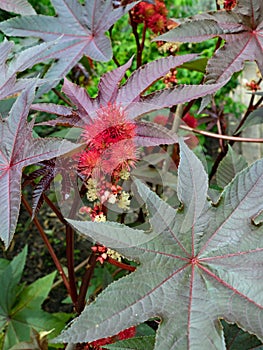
top-left (131, 0), bottom-right (168, 34)
top-left (91, 244), bottom-right (108, 264)
top-left (246, 80), bottom-right (261, 92)
top-left (87, 326), bottom-right (136, 349)
top-left (163, 68), bottom-right (177, 87)
top-left (77, 103), bottom-right (137, 179)
top-left (154, 113), bottom-right (198, 129)
top-left (223, 0), bottom-right (237, 10)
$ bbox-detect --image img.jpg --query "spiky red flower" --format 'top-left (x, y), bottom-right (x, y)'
top-left (223, 0), bottom-right (237, 10)
top-left (77, 103), bottom-right (137, 179)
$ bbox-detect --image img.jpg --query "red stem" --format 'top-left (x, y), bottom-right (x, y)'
top-left (75, 251), bottom-right (97, 314)
top-left (66, 224), bottom-right (78, 305)
top-left (43, 193), bottom-right (67, 225)
top-left (107, 256), bottom-right (136, 272)
top-left (21, 195), bottom-right (72, 299)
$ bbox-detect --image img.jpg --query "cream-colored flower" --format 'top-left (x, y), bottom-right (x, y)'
top-left (107, 248), bottom-right (122, 262)
top-left (94, 213), bottom-right (106, 222)
top-left (119, 168), bottom-right (130, 180)
top-left (86, 178), bottom-right (98, 201)
top-left (117, 191), bottom-right (130, 210)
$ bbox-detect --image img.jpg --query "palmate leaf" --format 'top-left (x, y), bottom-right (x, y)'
top-left (54, 140), bottom-right (263, 349)
top-left (0, 83), bottom-right (82, 248)
top-left (33, 55), bottom-right (226, 147)
top-left (0, 0), bottom-right (139, 94)
top-left (157, 0), bottom-right (263, 84)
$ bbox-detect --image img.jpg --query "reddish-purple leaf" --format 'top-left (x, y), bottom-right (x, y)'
top-left (62, 55), bottom-right (218, 117)
top-left (135, 121), bottom-right (178, 146)
top-left (28, 158), bottom-right (77, 218)
top-left (34, 56), bottom-right (225, 148)
top-left (157, 0), bottom-right (263, 84)
top-left (0, 83), bottom-right (81, 248)
top-left (54, 140), bottom-right (263, 349)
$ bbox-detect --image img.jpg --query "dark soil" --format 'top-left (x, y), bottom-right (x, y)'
top-left (0, 197), bottom-right (92, 314)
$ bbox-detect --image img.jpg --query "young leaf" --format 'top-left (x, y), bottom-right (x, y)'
top-left (0, 0), bottom-right (139, 94)
top-left (35, 56), bottom-right (225, 147)
top-left (216, 145), bottom-right (248, 188)
top-left (156, 0), bottom-right (263, 84)
top-left (0, 83), bottom-right (82, 248)
top-left (54, 141), bottom-right (263, 349)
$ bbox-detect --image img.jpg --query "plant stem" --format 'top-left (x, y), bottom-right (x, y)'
top-left (107, 256), bottom-right (136, 272)
top-left (208, 85), bottom-right (262, 180)
top-left (66, 224), bottom-right (78, 305)
top-left (43, 193), bottom-right (68, 225)
top-left (162, 104), bottom-right (183, 173)
top-left (75, 251), bottom-right (97, 314)
top-left (129, 11), bottom-right (144, 68)
top-left (137, 22), bottom-right (147, 68)
top-left (21, 195), bottom-right (72, 298)
top-left (52, 88), bottom-right (74, 106)
top-left (52, 256), bottom-right (91, 289)
top-left (179, 124), bottom-right (263, 142)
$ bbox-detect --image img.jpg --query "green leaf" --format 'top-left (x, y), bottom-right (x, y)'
top-left (237, 107), bottom-right (263, 133)
top-left (222, 321), bottom-right (263, 349)
top-left (179, 57), bottom-right (209, 73)
top-left (0, 249), bottom-right (71, 350)
top-left (105, 335), bottom-right (155, 350)
top-left (54, 141), bottom-right (263, 349)
top-left (216, 145), bottom-right (248, 188)
top-left (0, 246), bottom-right (27, 317)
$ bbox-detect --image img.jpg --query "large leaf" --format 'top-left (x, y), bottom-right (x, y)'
top-left (54, 140), bottom-right (263, 349)
top-left (0, 247), bottom-right (71, 350)
top-left (157, 0), bottom-right (263, 84)
top-left (0, 83), bottom-right (82, 248)
top-left (0, 0), bottom-right (139, 94)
